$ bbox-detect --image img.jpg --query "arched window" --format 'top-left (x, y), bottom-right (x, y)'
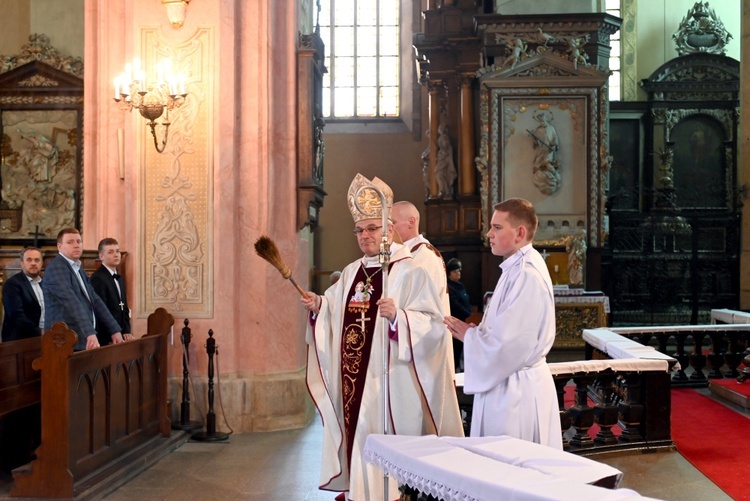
top-left (318, 0), bottom-right (400, 119)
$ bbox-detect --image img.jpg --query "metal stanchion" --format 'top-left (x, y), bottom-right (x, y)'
top-left (192, 329), bottom-right (229, 442)
top-left (172, 319), bottom-right (203, 431)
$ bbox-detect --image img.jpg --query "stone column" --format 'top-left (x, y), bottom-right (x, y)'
top-left (458, 76), bottom-right (476, 196)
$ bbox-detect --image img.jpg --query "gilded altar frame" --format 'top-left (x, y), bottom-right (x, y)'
top-left (475, 51), bottom-right (611, 288)
top-left (0, 37), bottom-right (83, 246)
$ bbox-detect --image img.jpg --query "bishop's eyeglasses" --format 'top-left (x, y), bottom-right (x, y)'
top-left (352, 225), bottom-right (383, 236)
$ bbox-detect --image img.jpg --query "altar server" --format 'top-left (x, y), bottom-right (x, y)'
top-left (445, 198), bottom-right (562, 449)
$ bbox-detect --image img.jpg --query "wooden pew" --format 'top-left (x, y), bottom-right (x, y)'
top-left (0, 336), bottom-right (41, 419)
top-left (0, 336), bottom-right (42, 471)
top-left (11, 308), bottom-right (185, 499)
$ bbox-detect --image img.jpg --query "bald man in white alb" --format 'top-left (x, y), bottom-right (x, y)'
top-left (391, 201), bottom-right (450, 316)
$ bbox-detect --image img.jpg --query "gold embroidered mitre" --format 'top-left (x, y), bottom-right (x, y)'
top-left (347, 173), bottom-right (394, 223)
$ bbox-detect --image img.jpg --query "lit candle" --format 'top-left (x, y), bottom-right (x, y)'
top-left (179, 75), bottom-right (186, 95)
top-left (114, 76), bottom-right (119, 99)
top-left (139, 70), bottom-right (146, 92)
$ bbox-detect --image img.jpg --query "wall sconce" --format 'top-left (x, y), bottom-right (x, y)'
top-left (162, 0), bottom-right (191, 29)
top-left (113, 59), bottom-right (187, 153)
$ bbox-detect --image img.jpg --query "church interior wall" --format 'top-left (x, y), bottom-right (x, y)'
top-left (633, 0), bottom-right (740, 101)
top-left (0, 0), bottom-right (748, 432)
top-left (30, 0), bottom-right (84, 60)
top-left (0, 0), bottom-right (31, 56)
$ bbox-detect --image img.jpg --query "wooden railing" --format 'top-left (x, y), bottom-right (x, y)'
top-left (11, 308), bottom-right (179, 499)
top-left (550, 360), bottom-right (674, 456)
top-left (457, 357), bottom-right (675, 456)
top-left (588, 322), bottom-right (750, 387)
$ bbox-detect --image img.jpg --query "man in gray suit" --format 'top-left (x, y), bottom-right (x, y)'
top-left (42, 228), bottom-right (123, 351)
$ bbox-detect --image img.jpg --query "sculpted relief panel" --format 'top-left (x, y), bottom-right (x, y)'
top-left (140, 27), bottom-right (213, 317)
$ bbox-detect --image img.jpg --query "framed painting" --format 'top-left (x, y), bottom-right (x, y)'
top-left (609, 109), bottom-right (646, 212)
top-left (0, 59), bottom-right (83, 246)
top-left (477, 82), bottom-right (607, 255)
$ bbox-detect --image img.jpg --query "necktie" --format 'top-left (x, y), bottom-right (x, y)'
top-left (113, 273), bottom-right (120, 280)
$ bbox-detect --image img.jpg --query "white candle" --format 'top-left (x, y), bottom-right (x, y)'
top-left (554, 265), bottom-right (559, 272)
top-left (114, 76), bottom-right (119, 99)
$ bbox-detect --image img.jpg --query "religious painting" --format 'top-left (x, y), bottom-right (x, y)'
top-left (670, 116), bottom-right (727, 209)
top-left (609, 111), bottom-right (645, 212)
top-left (0, 110), bottom-right (80, 242)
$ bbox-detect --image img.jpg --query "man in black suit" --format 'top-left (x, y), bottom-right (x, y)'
top-left (1, 247), bottom-right (44, 341)
top-left (90, 238), bottom-right (134, 346)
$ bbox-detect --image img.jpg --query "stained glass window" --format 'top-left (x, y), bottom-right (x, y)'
top-left (319, 0), bottom-right (400, 118)
top-left (606, 0), bottom-right (621, 101)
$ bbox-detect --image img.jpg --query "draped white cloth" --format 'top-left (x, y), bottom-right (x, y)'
top-left (462, 243), bottom-right (562, 448)
top-left (363, 434), bottom-right (660, 501)
top-left (306, 243), bottom-right (464, 500)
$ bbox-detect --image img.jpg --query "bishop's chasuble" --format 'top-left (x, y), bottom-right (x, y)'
top-left (306, 243), bottom-right (463, 501)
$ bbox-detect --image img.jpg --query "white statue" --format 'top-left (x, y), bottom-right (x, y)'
top-left (528, 111), bottom-right (562, 196)
top-left (435, 123), bottom-right (457, 199)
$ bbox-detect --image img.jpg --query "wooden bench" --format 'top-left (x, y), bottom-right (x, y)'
top-left (0, 336), bottom-right (42, 471)
top-left (10, 308), bottom-right (187, 499)
top-left (0, 336), bottom-right (41, 419)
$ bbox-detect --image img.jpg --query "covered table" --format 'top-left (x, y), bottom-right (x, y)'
top-left (363, 434), bottom-right (662, 501)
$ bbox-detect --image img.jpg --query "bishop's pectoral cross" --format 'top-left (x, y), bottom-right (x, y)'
top-left (355, 308), bottom-right (370, 332)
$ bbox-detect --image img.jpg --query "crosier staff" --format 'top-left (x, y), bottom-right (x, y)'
top-left (352, 182), bottom-right (391, 501)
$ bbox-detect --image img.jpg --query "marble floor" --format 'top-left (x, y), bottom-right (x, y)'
top-left (95, 413), bottom-right (731, 501)
top-left (0, 410), bottom-right (734, 501)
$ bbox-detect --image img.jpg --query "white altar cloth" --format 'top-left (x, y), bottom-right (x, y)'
top-left (363, 434), bottom-right (662, 501)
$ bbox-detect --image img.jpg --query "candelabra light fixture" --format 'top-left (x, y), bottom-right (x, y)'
top-left (113, 58), bottom-right (187, 153)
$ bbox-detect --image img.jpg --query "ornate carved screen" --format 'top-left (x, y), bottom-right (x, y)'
top-left (474, 18), bottom-right (616, 287)
top-left (0, 35), bottom-right (83, 245)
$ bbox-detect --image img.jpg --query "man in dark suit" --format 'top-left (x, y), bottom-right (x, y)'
top-left (1, 247), bottom-right (44, 341)
top-left (91, 238), bottom-right (134, 346)
top-left (42, 228), bottom-right (123, 351)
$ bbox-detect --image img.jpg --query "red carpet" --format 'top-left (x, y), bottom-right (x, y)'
top-left (710, 378), bottom-right (750, 397)
top-left (671, 388), bottom-right (750, 500)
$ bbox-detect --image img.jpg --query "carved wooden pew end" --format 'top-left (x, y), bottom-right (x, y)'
top-left (10, 309), bottom-right (188, 500)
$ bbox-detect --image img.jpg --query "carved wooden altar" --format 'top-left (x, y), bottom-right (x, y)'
top-left (0, 35), bottom-right (83, 246)
top-left (414, 5), bottom-right (620, 300)
top-left (604, 2), bottom-right (740, 325)
top-left (297, 30), bottom-right (327, 229)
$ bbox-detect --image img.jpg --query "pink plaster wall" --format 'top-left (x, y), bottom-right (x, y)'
top-left (83, 0), bottom-right (310, 380)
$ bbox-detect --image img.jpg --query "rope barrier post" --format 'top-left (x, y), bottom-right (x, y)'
top-left (192, 329), bottom-right (229, 442)
top-left (172, 318), bottom-right (203, 431)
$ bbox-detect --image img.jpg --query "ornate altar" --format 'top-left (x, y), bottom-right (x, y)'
top-left (474, 16), bottom-right (618, 291)
top-left (414, 7), bottom-right (620, 301)
top-left (0, 34), bottom-right (83, 246)
top-left (296, 27), bottom-right (327, 229)
top-left (605, 2), bottom-right (740, 325)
